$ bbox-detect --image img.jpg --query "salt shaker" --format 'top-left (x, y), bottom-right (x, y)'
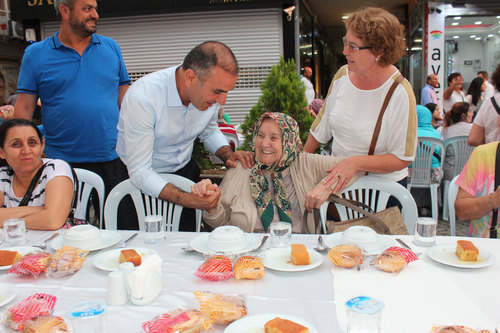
top-left (106, 271), bottom-right (128, 306)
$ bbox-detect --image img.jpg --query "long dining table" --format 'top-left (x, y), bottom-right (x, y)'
top-left (0, 230), bottom-right (498, 332)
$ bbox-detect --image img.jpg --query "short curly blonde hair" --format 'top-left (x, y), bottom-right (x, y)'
top-left (346, 7), bottom-right (406, 67)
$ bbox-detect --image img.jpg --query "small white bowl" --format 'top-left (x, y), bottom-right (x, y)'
top-left (341, 226), bottom-right (379, 253)
top-left (63, 225), bottom-right (102, 249)
top-left (208, 226), bottom-right (248, 252)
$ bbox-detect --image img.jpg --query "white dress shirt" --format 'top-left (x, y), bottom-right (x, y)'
top-left (116, 65), bottom-right (228, 197)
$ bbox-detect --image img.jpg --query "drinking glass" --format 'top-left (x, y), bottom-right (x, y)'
top-left (269, 221), bottom-right (292, 248)
top-left (144, 215), bottom-right (164, 244)
top-left (413, 217), bottom-right (437, 247)
top-left (4, 218), bottom-right (27, 246)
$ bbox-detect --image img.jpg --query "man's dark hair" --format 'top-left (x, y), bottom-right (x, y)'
top-left (426, 74), bottom-right (435, 84)
top-left (477, 70), bottom-right (488, 78)
top-left (53, 0), bottom-right (77, 20)
top-left (447, 72), bottom-right (461, 85)
top-left (182, 41), bottom-right (239, 81)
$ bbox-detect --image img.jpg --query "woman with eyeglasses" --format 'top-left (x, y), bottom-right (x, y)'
top-left (303, 7), bottom-right (417, 194)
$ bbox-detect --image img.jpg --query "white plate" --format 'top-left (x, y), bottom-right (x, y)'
top-left (0, 246), bottom-right (42, 270)
top-left (50, 230), bottom-right (122, 251)
top-left (427, 244), bottom-right (495, 269)
top-left (263, 246), bottom-right (323, 272)
top-left (189, 233), bottom-right (261, 255)
top-left (93, 247), bottom-right (159, 271)
top-left (0, 283), bottom-right (17, 307)
top-left (323, 232), bottom-right (398, 255)
top-left (225, 313), bottom-right (318, 333)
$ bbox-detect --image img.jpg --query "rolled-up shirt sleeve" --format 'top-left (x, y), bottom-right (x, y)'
top-left (118, 89), bottom-right (167, 198)
top-left (199, 109), bottom-right (229, 154)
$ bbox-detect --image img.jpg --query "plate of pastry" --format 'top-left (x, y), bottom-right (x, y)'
top-left (224, 313), bottom-right (318, 333)
top-left (0, 247), bottom-right (41, 270)
top-left (93, 247), bottom-right (159, 271)
top-left (263, 245), bottom-right (323, 272)
top-left (0, 283), bottom-right (17, 307)
top-left (427, 241), bottom-right (495, 269)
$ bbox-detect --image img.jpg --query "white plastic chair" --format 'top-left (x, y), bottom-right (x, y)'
top-left (408, 136), bottom-right (445, 221)
top-left (104, 174), bottom-right (201, 232)
top-left (209, 131), bottom-right (240, 164)
top-left (73, 168), bottom-right (105, 229)
top-left (442, 136), bottom-right (474, 220)
top-left (320, 175), bottom-right (418, 235)
top-left (447, 175), bottom-right (460, 236)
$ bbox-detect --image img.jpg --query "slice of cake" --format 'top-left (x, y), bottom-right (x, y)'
top-left (290, 244), bottom-right (310, 265)
top-left (265, 317), bottom-right (309, 333)
top-left (119, 249), bottom-right (142, 266)
top-left (0, 250), bottom-right (22, 266)
top-left (456, 240), bottom-right (479, 261)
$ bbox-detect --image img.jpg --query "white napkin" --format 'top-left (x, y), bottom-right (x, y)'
top-left (128, 254), bottom-right (162, 300)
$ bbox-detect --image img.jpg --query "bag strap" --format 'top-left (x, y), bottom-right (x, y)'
top-left (328, 194), bottom-right (390, 234)
top-left (18, 163), bottom-right (47, 207)
top-left (368, 74), bottom-right (404, 156)
top-left (491, 97), bottom-right (500, 115)
top-left (490, 143), bottom-right (500, 238)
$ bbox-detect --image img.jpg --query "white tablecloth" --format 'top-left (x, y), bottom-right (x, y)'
top-left (1, 231), bottom-right (499, 332)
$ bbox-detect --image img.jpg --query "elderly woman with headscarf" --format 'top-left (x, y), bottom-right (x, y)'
top-left (192, 112), bottom-right (361, 233)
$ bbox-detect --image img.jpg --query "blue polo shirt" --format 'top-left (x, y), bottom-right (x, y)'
top-left (17, 32), bottom-right (131, 163)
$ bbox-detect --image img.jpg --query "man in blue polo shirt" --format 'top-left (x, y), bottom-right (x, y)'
top-left (15, 0), bottom-right (134, 229)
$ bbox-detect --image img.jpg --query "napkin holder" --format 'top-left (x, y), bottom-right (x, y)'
top-left (128, 254), bottom-right (162, 305)
top-left (130, 270), bottom-right (162, 305)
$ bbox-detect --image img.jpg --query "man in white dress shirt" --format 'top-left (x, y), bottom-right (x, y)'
top-left (443, 72), bottom-right (466, 112)
top-left (301, 66), bottom-right (315, 105)
top-left (117, 41), bottom-right (253, 231)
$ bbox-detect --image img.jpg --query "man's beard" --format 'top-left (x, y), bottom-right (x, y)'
top-left (69, 15), bottom-right (96, 37)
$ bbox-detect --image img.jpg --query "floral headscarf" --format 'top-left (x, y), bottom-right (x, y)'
top-left (249, 112), bottom-right (303, 231)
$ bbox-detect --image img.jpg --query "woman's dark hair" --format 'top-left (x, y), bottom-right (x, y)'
top-left (425, 103), bottom-right (437, 113)
top-left (0, 119), bottom-right (44, 174)
top-left (492, 63), bottom-right (500, 91)
top-left (466, 77), bottom-right (484, 106)
top-left (444, 102), bottom-right (470, 127)
top-left (0, 119), bottom-right (43, 148)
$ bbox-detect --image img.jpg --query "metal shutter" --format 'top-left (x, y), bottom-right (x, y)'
top-left (42, 9), bottom-right (282, 123)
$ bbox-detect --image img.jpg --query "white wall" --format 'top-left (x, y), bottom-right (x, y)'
top-left (485, 35), bottom-right (500, 77)
top-left (450, 39), bottom-right (486, 85)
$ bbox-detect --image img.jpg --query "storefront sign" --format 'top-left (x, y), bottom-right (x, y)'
top-left (426, 1), bottom-right (445, 103)
top-left (9, 0), bottom-right (283, 20)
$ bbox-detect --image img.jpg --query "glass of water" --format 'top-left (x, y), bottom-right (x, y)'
top-left (413, 217), bottom-right (437, 247)
top-left (4, 218), bottom-right (27, 246)
top-left (269, 221), bottom-right (292, 248)
top-left (143, 215), bottom-right (164, 244)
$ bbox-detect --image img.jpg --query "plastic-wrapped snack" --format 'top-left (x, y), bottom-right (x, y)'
top-left (22, 315), bottom-right (69, 333)
top-left (142, 309), bottom-right (204, 333)
top-left (233, 256), bottom-right (265, 280)
top-left (431, 325), bottom-right (483, 333)
top-left (46, 246), bottom-right (89, 278)
top-left (194, 291), bottom-right (247, 329)
top-left (7, 252), bottom-right (52, 277)
top-left (328, 244), bottom-right (364, 269)
top-left (374, 247), bottom-right (418, 274)
top-left (4, 293), bottom-right (57, 331)
top-left (194, 255), bottom-right (233, 281)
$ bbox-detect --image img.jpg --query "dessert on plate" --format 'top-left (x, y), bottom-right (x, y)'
top-left (264, 317), bottom-right (309, 333)
top-left (290, 244), bottom-right (310, 265)
top-left (456, 240), bottom-right (478, 261)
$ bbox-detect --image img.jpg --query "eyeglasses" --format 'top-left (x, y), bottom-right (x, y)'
top-left (342, 37), bottom-right (372, 51)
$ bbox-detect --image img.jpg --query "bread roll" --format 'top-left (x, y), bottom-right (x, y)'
top-left (328, 244), bottom-right (363, 269)
top-left (119, 249), bottom-right (141, 266)
top-left (375, 251), bottom-right (407, 273)
top-left (22, 315), bottom-right (68, 333)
